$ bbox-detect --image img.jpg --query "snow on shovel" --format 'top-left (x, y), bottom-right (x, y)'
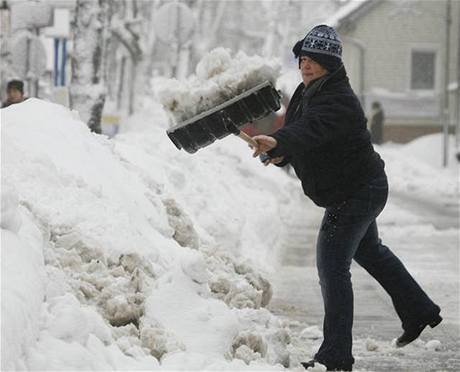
top-left (166, 81), bottom-right (281, 153)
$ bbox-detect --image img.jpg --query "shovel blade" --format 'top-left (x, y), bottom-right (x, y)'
top-left (166, 81), bottom-right (281, 153)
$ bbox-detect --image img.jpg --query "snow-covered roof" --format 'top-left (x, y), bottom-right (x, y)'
top-left (324, 0), bottom-right (381, 30)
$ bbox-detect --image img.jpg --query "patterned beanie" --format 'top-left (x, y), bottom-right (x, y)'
top-left (293, 25), bottom-right (343, 72)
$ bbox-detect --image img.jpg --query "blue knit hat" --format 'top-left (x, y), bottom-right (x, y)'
top-left (293, 25), bottom-right (343, 72)
top-left (301, 25), bottom-right (342, 58)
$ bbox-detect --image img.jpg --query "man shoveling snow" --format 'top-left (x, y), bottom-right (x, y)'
top-left (250, 24), bottom-right (442, 372)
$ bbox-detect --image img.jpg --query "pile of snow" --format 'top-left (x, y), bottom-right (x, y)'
top-left (1, 98), bottom-right (297, 370)
top-left (377, 134), bottom-right (458, 202)
top-left (154, 48), bottom-right (281, 124)
top-left (398, 133), bottom-right (458, 171)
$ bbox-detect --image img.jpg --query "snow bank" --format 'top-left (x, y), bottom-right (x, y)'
top-left (1, 98), bottom-right (295, 370)
top-left (378, 134), bottom-right (458, 202)
top-left (398, 133), bottom-right (458, 171)
top-left (154, 48), bottom-right (281, 124)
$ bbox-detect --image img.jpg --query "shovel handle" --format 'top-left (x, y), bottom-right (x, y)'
top-left (237, 131), bottom-right (259, 148)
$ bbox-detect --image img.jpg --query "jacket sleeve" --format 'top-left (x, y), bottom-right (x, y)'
top-left (268, 154), bottom-right (291, 167)
top-left (269, 94), bottom-right (356, 156)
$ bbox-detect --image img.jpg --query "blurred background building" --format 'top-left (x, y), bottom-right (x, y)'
top-left (328, 0), bottom-right (459, 145)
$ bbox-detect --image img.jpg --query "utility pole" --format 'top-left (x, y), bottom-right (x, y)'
top-left (442, 0), bottom-right (451, 167)
top-left (456, 0), bottom-right (460, 149)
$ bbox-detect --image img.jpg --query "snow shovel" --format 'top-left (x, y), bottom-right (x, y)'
top-left (166, 81), bottom-right (281, 153)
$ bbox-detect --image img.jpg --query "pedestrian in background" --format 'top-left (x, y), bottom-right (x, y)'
top-left (369, 100), bottom-right (384, 144)
top-left (251, 25), bottom-right (442, 371)
top-left (2, 80), bottom-right (27, 108)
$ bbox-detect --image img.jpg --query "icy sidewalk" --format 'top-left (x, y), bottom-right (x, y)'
top-left (268, 186), bottom-right (460, 371)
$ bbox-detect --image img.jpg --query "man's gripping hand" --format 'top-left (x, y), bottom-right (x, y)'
top-left (251, 135), bottom-right (278, 157)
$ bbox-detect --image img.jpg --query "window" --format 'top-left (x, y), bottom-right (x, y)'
top-left (411, 51), bottom-right (436, 90)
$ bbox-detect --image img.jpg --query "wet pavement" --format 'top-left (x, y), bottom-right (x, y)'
top-left (268, 190), bottom-right (460, 371)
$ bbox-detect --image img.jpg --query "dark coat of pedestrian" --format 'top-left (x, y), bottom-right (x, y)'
top-left (251, 25), bottom-right (441, 372)
top-left (369, 101), bottom-right (384, 145)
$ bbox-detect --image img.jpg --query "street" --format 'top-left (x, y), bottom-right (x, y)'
top-left (268, 188), bottom-right (460, 371)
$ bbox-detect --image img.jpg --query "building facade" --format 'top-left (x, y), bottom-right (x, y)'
top-left (326, 0), bottom-right (459, 143)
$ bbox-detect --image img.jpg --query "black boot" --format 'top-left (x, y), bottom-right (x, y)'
top-left (396, 314), bottom-right (442, 347)
top-left (301, 359), bottom-right (352, 371)
top-left (301, 360), bottom-right (316, 369)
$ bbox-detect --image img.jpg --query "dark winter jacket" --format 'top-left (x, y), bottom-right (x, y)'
top-left (268, 65), bottom-right (385, 207)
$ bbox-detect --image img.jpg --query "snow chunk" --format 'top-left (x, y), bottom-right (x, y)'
top-left (119, 252), bottom-right (143, 274)
top-left (231, 331), bottom-right (267, 362)
top-left (140, 324), bottom-right (185, 360)
top-left (300, 325), bottom-right (323, 340)
top-left (104, 294), bottom-right (144, 327)
top-left (242, 269), bottom-right (273, 308)
top-left (207, 253), bottom-right (273, 309)
top-left (225, 282), bottom-right (263, 309)
top-left (425, 339), bottom-right (442, 351)
top-left (154, 48), bottom-right (281, 124)
top-left (365, 337), bottom-right (379, 352)
top-left (196, 48), bottom-right (233, 80)
top-left (234, 344), bottom-right (262, 364)
top-left (233, 308), bottom-right (291, 367)
top-left (163, 198), bottom-right (199, 249)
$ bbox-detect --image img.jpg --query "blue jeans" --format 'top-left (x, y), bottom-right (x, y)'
top-left (314, 175), bottom-right (440, 369)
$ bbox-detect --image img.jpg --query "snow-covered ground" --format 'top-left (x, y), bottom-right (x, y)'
top-left (1, 91), bottom-right (458, 370)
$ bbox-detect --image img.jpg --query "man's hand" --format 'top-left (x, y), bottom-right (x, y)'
top-left (252, 135), bottom-right (278, 157)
